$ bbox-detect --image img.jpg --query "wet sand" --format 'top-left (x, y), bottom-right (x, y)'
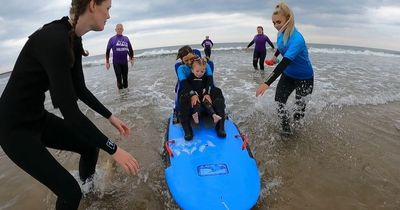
top-left (1, 101), bottom-right (399, 210)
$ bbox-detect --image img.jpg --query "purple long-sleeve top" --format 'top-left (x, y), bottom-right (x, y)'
top-left (106, 35), bottom-right (134, 64)
top-left (201, 39), bottom-right (214, 50)
top-left (247, 34), bottom-right (274, 53)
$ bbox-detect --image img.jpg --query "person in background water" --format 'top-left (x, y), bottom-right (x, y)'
top-left (0, 0), bottom-right (140, 209)
top-left (183, 55), bottom-right (223, 127)
top-left (176, 46), bottom-right (226, 140)
top-left (256, 2), bottom-right (314, 134)
top-left (105, 23), bottom-right (134, 90)
top-left (201, 35), bottom-right (214, 59)
top-left (246, 26), bottom-right (275, 70)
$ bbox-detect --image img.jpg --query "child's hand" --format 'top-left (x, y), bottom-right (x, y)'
top-left (203, 94), bottom-right (212, 104)
top-left (191, 95), bottom-right (200, 107)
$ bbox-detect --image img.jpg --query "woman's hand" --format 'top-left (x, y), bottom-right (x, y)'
top-left (265, 55), bottom-right (277, 66)
top-left (108, 115), bottom-right (131, 137)
top-left (203, 94), bottom-right (212, 104)
top-left (265, 59), bottom-right (275, 66)
top-left (112, 147), bottom-right (139, 176)
top-left (191, 95), bottom-right (200, 107)
top-left (271, 55), bottom-right (277, 63)
top-left (256, 83), bottom-right (269, 97)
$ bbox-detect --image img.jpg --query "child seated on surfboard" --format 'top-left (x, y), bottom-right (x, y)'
top-left (179, 53), bottom-right (226, 140)
top-left (186, 56), bottom-right (222, 124)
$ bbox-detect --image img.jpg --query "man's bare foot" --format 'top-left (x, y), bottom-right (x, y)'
top-left (212, 114), bottom-right (222, 123)
top-left (192, 112), bottom-right (199, 124)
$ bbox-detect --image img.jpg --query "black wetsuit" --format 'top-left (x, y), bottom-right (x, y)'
top-left (186, 73), bottom-right (217, 116)
top-left (106, 35), bottom-right (134, 89)
top-left (201, 39), bottom-right (214, 58)
top-left (264, 54), bottom-right (314, 130)
top-left (179, 73), bottom-right (225, 126)
top-left (247, 34), bottom-right (274, 70)
top-left (0, 17), bottom-right (117, 210)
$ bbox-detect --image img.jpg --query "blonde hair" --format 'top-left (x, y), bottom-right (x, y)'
top-left (191, 56), bottom-right (207, 68)
top-left (273, 2), bottom-right (295, 45)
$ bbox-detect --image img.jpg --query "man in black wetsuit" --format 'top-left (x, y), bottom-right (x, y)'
top-left (105, 23), bottom-right (134, 90)
top-left (0, 1), bottom-right (139, 209)
top-left (201, 35), bottom-right (214, 59)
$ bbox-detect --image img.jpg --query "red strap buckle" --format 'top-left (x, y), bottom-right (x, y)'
top-left (235, 133), bottom-right (248, 150)
top-left (165, 140), bottom-right (175, 157)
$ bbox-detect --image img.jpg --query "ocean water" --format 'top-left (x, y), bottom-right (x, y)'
top-left (0, 43), bottom-right (400, 210)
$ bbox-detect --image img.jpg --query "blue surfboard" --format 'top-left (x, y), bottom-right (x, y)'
top-left (163, 115), bottom-right (260, 210)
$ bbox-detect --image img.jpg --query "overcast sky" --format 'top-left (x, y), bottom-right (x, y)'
top-left (0, 0), bottom-right (399, 73)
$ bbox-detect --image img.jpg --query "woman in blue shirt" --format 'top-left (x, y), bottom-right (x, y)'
top-left (256, 2), bottom-right (314, 134)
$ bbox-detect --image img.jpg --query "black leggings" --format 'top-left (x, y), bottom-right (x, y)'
top-left (113, 63), bottom-right (129, 89)
top-left (253, 51), bottom-right (267, 70)
top-left (193, 96), bottom-right (216, 116)
top-left (274, 73), bottom-right (314, 126)
top-left (179, 87), bottom-right (225, 124)
top-left (204, 48), bottom-right (211, 58)
top-left (0, 112), bottom-right (99, 210)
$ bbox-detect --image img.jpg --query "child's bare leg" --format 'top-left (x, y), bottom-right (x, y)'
top-left (192, 112), bottom-right (199, 124)
top-left (212, 114), bottom-right (222, 124)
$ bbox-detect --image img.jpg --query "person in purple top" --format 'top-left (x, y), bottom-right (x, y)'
top-left (246, 26), bottom-right (275, 70)
top-left (201, 35), bottom-right (214, 59)
top-left (105, 23), bottom-right (134, 90)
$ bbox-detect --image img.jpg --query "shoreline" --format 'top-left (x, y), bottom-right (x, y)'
top-left (0, 43), bottom-right (398, 75)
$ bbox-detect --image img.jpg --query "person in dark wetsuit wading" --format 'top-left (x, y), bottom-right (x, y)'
top-left (105, 23), bottom-right (134, 91)
top-left (201, 35), bottom-right (214, 59)
top-left (0, 0), bottom-right (140, 209)
top-left (246, 26), bottom-right (275, 70)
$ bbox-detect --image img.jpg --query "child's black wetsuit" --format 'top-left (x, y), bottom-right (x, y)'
top-left (0, 17), bottom-right (117, 210)
top-left (186, 73), bottom-right (217, 116)
top-left (179, 73), bottom-right (225, 127)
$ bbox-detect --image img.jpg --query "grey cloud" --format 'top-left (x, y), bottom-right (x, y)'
top-left (108, 0), bottom-right (400, 29)
top-left (0, 0), bottom-right (399, 71)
